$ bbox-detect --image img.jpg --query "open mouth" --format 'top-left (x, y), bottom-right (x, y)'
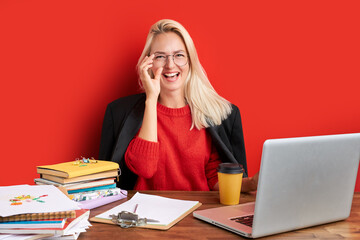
top-left (163, 72), bottom-right (180, 81)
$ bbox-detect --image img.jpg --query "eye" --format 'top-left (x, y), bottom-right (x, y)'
top-left (154, 55), bottom-right (166, 60)
top-left (175, 53), bottom-right (185, 58)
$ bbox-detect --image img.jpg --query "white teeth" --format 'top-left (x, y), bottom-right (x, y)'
top-left (164, 73), bottom-right (178, 77)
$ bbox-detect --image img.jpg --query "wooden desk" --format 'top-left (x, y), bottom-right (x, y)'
top-left (80, 191), bottom-right (360, 239)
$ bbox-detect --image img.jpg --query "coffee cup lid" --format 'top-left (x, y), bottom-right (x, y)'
top-left (217, 163), bottom-right (244, 174)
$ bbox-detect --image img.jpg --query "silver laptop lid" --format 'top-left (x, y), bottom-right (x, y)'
top-left (252, 133), bottom-right (360, 238)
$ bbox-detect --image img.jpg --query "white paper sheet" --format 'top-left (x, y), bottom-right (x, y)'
top-left (42, 218), bottom-right (90, 240)
top-left (95, 192), bottom-right (199, 226)
top-left (0, 185), bottom-right (80, 217)
top-left (0, 233), bottom-right (52, 240)
top-left (63, 218), bottom-right (91, 235)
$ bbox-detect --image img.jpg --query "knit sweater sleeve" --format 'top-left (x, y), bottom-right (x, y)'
top-left (125, 136), bottom-right (160, 179)
top-left (205, 145), bottom-right (222, 190)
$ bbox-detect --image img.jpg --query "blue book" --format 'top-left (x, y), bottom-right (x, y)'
top-left (67, 183), bottom-right (116, 194)
top-left (0, 219), bottom-right (65, 228)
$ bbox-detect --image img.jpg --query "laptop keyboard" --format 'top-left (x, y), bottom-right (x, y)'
top-left (230, 215), bottom-right (254, 227)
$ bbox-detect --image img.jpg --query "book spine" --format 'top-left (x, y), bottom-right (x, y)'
top-left (0, 219), bottom-right (65, 229)
top-left (78, 193), bottom-right (127, 209)
top-left (0, 211), bottom-right (76, 223)
top-left (71, 187), bottom-right (121, 202)
top-left (67, 183), bottom-right (116, 194)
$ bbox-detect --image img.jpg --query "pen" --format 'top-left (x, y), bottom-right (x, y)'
top-left (133, 204), bottom-right (159, 223)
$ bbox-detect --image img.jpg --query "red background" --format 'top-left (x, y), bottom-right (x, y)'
top-left (1, 1), bottom-right (359, 190)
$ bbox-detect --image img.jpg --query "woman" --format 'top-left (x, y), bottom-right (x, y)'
top-left (99, 19), bottom-right (258, 192)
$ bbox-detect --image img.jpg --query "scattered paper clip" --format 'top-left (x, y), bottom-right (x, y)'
top-left (73, 157), bottom-right (98, 166)
top-left (9, 194), bottom-right (48, 205)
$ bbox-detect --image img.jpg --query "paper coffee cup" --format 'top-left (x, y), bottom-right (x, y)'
top-left (217, 163), bottom-right (244, 205)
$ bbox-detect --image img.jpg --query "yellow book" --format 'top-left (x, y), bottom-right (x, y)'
top-left (37, 160), bottom-right (119, 178)
top-left (40, 170), bottom-right (119, 184)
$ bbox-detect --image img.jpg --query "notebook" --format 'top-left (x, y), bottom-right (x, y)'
top-left (0, 211), bottom-right (76, 222)
top-left (193, 133), bottom-right (360, 238)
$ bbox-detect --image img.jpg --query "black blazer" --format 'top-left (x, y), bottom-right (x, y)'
top-left (99, 93), bottom-right (247, 190)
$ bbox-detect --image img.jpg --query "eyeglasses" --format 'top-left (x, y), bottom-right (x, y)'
top-left (153, 53), bottom-right (188, 67)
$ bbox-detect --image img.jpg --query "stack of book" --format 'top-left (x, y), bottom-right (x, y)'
top-left (0, 209), bottom-right (90, 239)
top-left (35, 159), bottom-right (127, 209)
top-left (0, 185), bottom-right (91, 239)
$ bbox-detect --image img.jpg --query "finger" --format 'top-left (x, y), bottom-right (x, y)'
top-left (140, 59), bottom-right (149, 69)
top-left (154, 67), bottom-right (163, 81)
top-left (140, 58), bottom-right (152, 70)
top-left (145, 54), bottom-right (155, 65)
top-left (140, 65), bottom-right (153, 83)
top-left (140, 55), bottom-right (151, 65)
top-left (144, 54), bottom-right (154, 62)
top-left (141, 55), bottom-right (148, 64)
top-left (142, 64), bottom-right (153, 72)
top-left (140, 55), bottom-right (154, 70)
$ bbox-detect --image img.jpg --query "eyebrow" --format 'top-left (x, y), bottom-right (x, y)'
top-left (153, 50), bottom-right (186, 55)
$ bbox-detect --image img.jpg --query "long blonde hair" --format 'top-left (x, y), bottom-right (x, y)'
top-left (137, 19), bottom-right (232, 130)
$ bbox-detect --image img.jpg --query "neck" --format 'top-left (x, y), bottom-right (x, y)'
top-left (158, 91), bottom-right (186, 108)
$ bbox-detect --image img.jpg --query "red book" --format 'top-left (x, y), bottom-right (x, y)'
top-left (0, 209), bottom-right (90, 235)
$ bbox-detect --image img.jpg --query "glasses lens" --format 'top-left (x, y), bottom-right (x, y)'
top-left (174, 54), bottom-right (187, 66)
top-left (154, 54), bottom-right (166, 67)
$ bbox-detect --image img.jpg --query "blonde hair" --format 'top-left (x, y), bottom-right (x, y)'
top-left (137, 19), bottom-right (232, 130)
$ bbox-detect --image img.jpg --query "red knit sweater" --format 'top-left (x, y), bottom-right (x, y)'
top-left (124, 103), bottom-right (221, 191)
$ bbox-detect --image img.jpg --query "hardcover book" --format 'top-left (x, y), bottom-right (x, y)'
top-left (67, 183), bottom-right (116, 194)
top-left (40, 170), bottom-right (119, 184)
top-left (34, 178), bottom-right (115, 191)
top-left (37, 160), bottom-right (119, 178)
top-left (0, 218), bottom-right (66, 228)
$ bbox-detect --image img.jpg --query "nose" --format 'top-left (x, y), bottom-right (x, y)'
top-left (164, 55), bottom-right (175, 68)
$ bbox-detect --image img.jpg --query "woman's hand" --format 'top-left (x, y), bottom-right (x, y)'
top-left (138, 54), bottom-right (162, 142)
top-left (241, 172), bottom-right (259, 193)
top-left (139, 54), bottom-right (163, 101)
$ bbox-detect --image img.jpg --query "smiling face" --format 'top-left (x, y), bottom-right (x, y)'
top-left (150, 32), bottom-right (190, 96)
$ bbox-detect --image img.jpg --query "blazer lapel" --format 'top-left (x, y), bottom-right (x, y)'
top-left (111, 99), bottom-right (145, 163)
top-left (207, 126), bottom-right (238, 164)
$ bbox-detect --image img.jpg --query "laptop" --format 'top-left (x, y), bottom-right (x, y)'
top-left (193, 133), bottom-right (360, 238)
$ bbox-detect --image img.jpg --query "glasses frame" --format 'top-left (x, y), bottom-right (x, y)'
top-left (153, 53), bottom-right (188, 67)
